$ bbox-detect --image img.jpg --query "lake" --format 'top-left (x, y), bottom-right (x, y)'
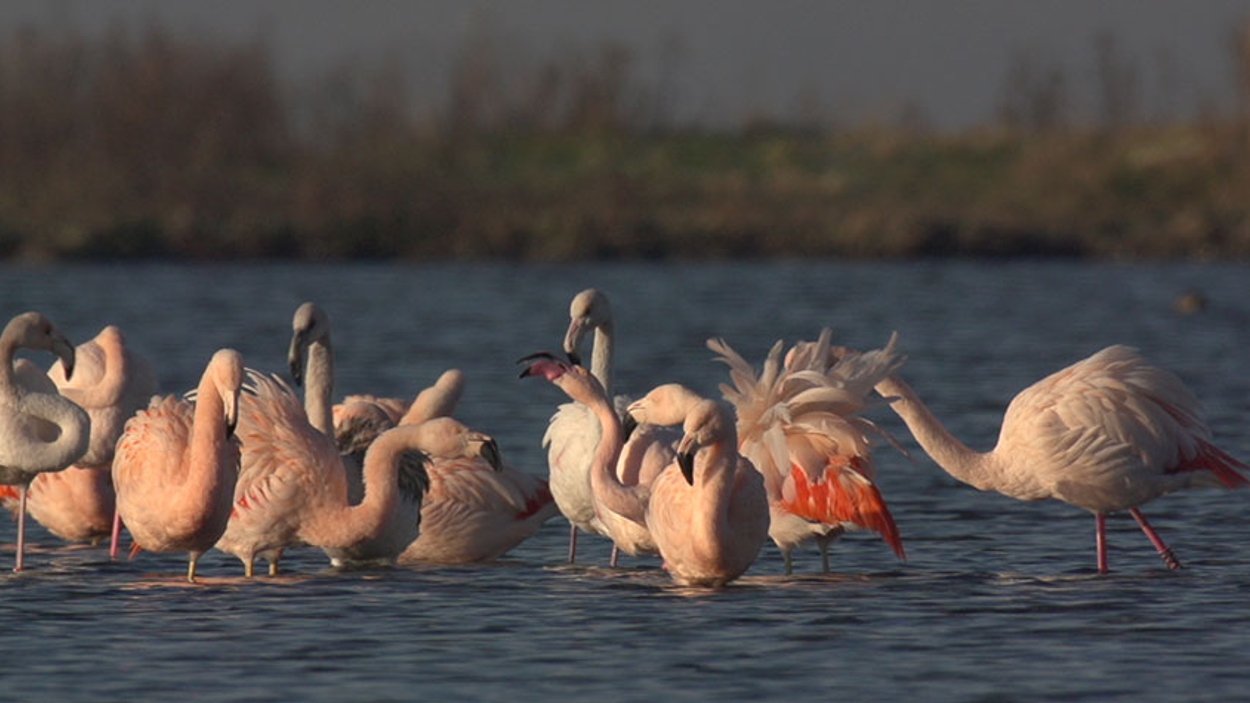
top-left (1, 260), bottom-right (1248, 702)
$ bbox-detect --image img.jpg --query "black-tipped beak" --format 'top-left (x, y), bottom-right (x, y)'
top-left (482, 438), bottom-right (503, 472)
top-left (677, 452), bottom-right (696, 485)
top-left (622, 412), bottom-right (639, 440)
top-left (287, 333), bottom-right (307, 386)
top-left (566, 350), bottom-right (582, 367)
top-left (53, 337), bottom-right (76, 380)
top-left (517, 351), bottom-right (560, 378)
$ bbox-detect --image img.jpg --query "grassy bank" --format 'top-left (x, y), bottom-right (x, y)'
top-left (2, 26), bottom-right (1248, 262)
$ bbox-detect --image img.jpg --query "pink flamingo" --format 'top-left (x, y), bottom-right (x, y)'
top-left (523, 354), bottom-right (768, 587)
top-left (628, 384), bottom-right (770, 587)
top-left (709, 329), bottom-right (907, 573)
top-left (0, 312), bottom-right (90, 571)
top-left (0, 326), bottom-right (157, 550)
top-left (398, 417), bottom-right (557, 564)
top-left (112, 349), bottom-right (243, 582)
top-left (874, 343), bottom-right (1250, 573)
top-left (542, 288), bottom-right (676, 565)
top-left (214, 370), bottom-right (423, 575)
top-left (287, 301), bottom-right (463, 447)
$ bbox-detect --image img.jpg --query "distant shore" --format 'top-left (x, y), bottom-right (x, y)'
top-left (3, 26), bottom-right (1248, 262)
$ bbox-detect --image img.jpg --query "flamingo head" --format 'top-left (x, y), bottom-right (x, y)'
top-left (563, 288), bottom-right (611, 367)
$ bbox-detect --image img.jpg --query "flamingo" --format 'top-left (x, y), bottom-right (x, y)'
top-left (541, 288), bottom-right (677, 565)
top-left (709, 329), bottom-right (907, 573)
top-left (213, 370), bottom-right (423, 575)
top-left (628, 384), bottom-right (770, 587)
top-left (874, 343), bottom-right (1250, 573)
top-left (287, 301), bottom-right (463, 447)
top-left (0, 312), bottom-right (91, 571)
top-left (112, 349), bottom-right (243, 582)
top-left (397, 417), bottom-right (557, 564)
top-left (0, 326), bottom-right (157, 551)
top-left (523, 354), bottom-right (767, 587)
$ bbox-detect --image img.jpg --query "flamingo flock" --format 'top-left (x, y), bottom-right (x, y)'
top-left (0, 286), bottom-right (1247, 588)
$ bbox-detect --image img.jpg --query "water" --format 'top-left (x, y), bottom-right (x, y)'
top-left (1, 260), bottom-right (1248, 702)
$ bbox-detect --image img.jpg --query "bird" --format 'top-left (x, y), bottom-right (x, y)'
top-left (214, 370), bottom-right (422, 576)
top-left (627, 384), bottom-right (770, 588)
top-left (0, 325), bottom-right (158, 552)
top-left (709, 328), bottom-right (907, 573)
top-left (873, 342), bottom-right (1250, 573)
top-left (397, 416), bottom-right (557, 564)
top-left (523, 354), bottom-right (767, 587)
top-left (540, 288), bottom-right (678, 565)
top-left (46, 325), bottom-right (158, 556)
top-left (112, 349), bottom-right (243, 582)
top-left (287, 301), bottom-right (463, 450)
top-left (0, 312), bottom-right (91, 571)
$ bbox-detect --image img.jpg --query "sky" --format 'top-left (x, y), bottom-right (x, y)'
top-left (3, 0), bottom-right (1249, 130)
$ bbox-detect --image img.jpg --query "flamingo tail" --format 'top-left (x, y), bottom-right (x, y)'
top-left (782, 462), bottom-right (906, 559)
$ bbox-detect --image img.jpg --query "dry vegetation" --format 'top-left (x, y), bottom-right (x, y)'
top-left (1, 22), bottom-right (1249, 261)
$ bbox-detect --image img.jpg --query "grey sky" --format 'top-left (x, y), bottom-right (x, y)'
top-left (5, 1), bottom-right (1249, 129)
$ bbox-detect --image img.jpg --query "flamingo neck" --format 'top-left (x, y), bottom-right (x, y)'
top-left (183, 372), bottom-right (239, 518)
top-left (303, 425), bottom-right (400, 549)
top-left (584, 380), bottom-right (647, 524)
top-left (590, 323), bottom-right (614, 396)
top-left (874, 375), bottom-right (998, 491)
top-left (304, 337), bottom-right (335, 436)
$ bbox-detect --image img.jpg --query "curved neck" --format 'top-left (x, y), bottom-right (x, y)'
top-left (875, 375), bottom-right (997, 491)
top-left (13, 390), bottom-right (90, 474)
top-left (303, 425), bottom-right (399, 549)
top-left (590, 323), bottom-right (614, 397)
top-left (183, 373), bottom-right (237, 514)
top-left (583, 379), bottom-right (647, 524)
top-left (304, 338), bottom-right (335, 436)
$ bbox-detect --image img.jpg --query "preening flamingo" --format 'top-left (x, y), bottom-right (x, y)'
top-left (627, 384), bottom-right (770, 587)
top-left (541, 288), bottom-right (677, 565)
top-left (0, 312), bottom-right (90, 571)
top-left (397, 417), bottom-right (557, 564)
top-left (112, 349), bottom-right (243, 582)
top-left (1, 326), bottom-right (157, 550)
top-left (709, 329), bottom-right (906, 573)
top-left (874, 343), bottom-right (1250, 573)
top-left (523, 354), bottom-right (766, 586)
top-left (287, 301), bottom-right (463, 448)
top-left (214, 370), bottom-right (422, 575)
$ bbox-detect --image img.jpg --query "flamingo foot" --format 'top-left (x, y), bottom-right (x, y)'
top-left (1129, 508), bottom-right (1183, 571)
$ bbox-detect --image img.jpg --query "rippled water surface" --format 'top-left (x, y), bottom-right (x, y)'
top-left (1, 260), bottom-right (1248, 702)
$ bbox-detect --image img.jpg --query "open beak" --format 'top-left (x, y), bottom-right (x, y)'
top-left (518, 351), bottom-right (566, 380)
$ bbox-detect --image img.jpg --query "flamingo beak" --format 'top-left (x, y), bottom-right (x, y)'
top-left (517, 352), bottom-right (566, 380)
top-left (225, 391), bottom-right (240, 438)
top-left (677, 451), bottom-right (696, 485)
top-left (562, 318), bottom-right (587, 367)
top-left (480, 437), bottom-right (503, 472)
top-left (621, 412), bottom-right (639, 440)
top-left (52, 335), bottom-right (75, 380)
top-left (287, 330), bottom-right (309, 386)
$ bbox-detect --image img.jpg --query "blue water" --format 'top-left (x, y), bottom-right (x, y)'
top-left (1, 260), bottom-right (1248, 702)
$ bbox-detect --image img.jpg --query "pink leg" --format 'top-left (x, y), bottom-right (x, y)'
top-left (567, 524), bottom-right (578, 564)
top-left (1096, 513), bottom-right (1108, 574)
top-left (1129, 508), bottom-right (1182, 570)
top-left (14, 484), bottom-right (27, 572)
top-left (610, 543), bottom-right (620, 568)
top-left (109, 509), bottom-right (123, 561)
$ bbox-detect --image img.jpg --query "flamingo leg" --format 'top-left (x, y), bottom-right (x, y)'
top-left (187, 554), bottom-right (199, 583)
top-left (1096, 513), bottom-right (1108, 574)
top-left (820, 543), bottom-right (831, 575)
top-left (782, 550), bottom-right (794, 576)
top-left (109, 509), bottom-right (123, 561)
top-left (1129, 508), bottom-right (1182, 570)
top-left (567, 524), bottom-right (578, 564)
top-left (14, 483), bottom-right (28, 572)
top-left (609, 543), bottom-right (620, 568)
